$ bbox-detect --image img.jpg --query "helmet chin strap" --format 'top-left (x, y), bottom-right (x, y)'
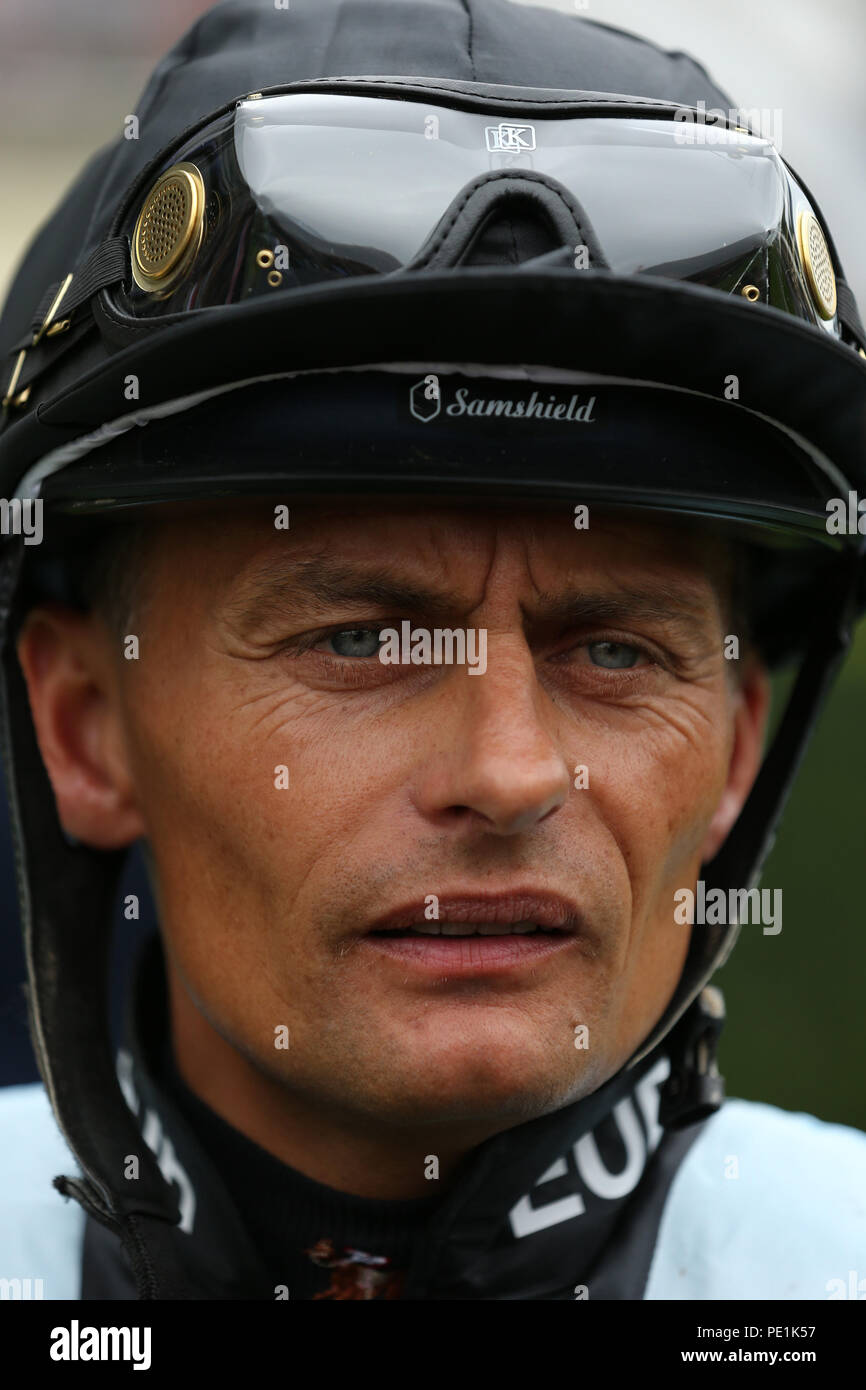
top-left (633, 542), bottom-right (862, 1125)
top-left (0, 538), bottom-right (179, 1232)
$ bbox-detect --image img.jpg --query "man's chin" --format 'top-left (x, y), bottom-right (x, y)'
top-left (364, 1039), bottom-right (608, 1131)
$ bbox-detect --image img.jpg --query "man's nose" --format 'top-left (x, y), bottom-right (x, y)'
top-left (413, 641), bottom-right (571, 836)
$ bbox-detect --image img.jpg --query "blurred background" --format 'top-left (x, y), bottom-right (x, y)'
top-left (0, 0), bottom-right (864, 1127)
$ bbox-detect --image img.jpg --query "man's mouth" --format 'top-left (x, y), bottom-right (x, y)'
top-left (361, 894), bottom-right (582, 974)
top-left (370, 920), bottom-right (565, 937)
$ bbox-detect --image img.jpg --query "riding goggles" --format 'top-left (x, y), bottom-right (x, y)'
top-left (105, 83), bottom-right (858, 348)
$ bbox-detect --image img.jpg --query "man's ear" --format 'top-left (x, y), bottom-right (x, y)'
top-left (16, 603), bottom-right (146, 849)
top-left (699, 655), bottom-right (772, 864)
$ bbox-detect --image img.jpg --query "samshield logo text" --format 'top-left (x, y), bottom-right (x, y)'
top-left (410, 378), bottom-right (597, 424)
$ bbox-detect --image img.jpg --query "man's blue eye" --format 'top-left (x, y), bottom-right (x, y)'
top-left (588, 641), bottom-right (640, 669)
top-left (328, 629), bottom-right (382, 658)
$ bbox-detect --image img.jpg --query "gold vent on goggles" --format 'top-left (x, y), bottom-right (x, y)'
top-left (131, 161), bottom-right (206, 293)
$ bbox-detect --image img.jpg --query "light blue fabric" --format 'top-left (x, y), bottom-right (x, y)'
top-left (645, 1097), bottom-right (866, 1300)
top-left (3, 1082), bottom-right (864, 1300)
top-left (0, 1082), bottom-right (85, 1300)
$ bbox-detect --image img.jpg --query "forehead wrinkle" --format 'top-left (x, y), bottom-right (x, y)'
top-left (221, 527), bottom-right (727, 637)
top-left (223, 552), bottom-right (477, 632)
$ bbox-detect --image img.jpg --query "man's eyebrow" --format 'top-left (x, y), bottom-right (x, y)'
top-left (225, 558), bottom-right (467, 629)
top-left (524, 585), bottom-right (717, 634)
top-left (226, 557), bottom-right (718, 635)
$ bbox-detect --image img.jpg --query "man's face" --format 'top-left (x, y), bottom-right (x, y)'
top-left (22, 500), bottom-right (767, 1135)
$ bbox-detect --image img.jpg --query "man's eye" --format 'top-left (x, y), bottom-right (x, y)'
top-left (318, 628), bottom-right (383, 658)
top-left (587, 641), bottom-right (643, 669)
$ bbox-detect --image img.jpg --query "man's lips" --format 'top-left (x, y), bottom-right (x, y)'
top-left (366, 892), bottom-right (580, 935)
top-left (360, 892), bottom-right (583, 975)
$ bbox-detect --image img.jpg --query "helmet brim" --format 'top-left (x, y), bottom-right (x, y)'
top-left (3, 269), bottom-right (864, 508)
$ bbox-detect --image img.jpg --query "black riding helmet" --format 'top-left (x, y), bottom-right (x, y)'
top-left (0, 0), bottom-right (864, 1283)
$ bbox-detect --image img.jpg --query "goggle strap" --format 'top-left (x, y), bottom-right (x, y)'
top-left (26, 237), bottom-right (129, 340)
top-left (2, 238), bottom-right (129, 412)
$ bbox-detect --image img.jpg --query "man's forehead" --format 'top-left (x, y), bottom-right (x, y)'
top-left (159, 497), bottom-right (733, 631)
top-left (143, 496), bottom-right (729, 608)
